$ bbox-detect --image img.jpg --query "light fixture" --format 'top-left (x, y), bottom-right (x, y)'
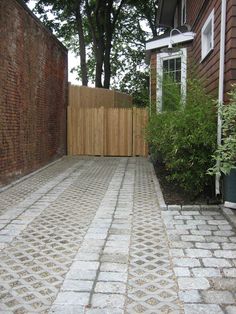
top-left (160, 28), bottom-right (185, 54)
top-left (160, 44), bottom-right (181, 54)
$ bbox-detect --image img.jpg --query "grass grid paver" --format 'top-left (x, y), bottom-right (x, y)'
top-left (125, 158), bottom-right (183, 314)
top-left (1, 156), bottom-right (236, 314)
top-left (0, 157), bottom-right (120, 313)
top-left (51, 157), bottom-right (134, 313)
top-left (0, 157), bottom-right (79, 215)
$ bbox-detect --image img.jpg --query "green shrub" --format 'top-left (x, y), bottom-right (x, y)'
top-left (161, 74), bottom-right (182, 111)
top-left (208, 86), bottom-right (236, 175)
top-left (146, 77), bottom-right (217, 197)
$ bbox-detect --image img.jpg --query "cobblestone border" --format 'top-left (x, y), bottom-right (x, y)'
top-left (50, 158), bottom-right (131, 313)
top-left (222, 206), bottom-right (236, 229)
top-left (0, 157), bottom-right (64, 193)
top-left (150, 163), bottom-right (167, 210)
top-left (150, 161), bottom-right (222, 212)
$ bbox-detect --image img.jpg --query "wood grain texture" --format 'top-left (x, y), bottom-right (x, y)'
top-left (69, 85), bottom-right (133, 108)
top-left (67, 106), bottom-right (148, 157)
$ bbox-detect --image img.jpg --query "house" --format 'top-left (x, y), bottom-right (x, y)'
top-left (146, 0), bottom-right (235, 196)
top-left (146, 0), bottom-right (235, 111)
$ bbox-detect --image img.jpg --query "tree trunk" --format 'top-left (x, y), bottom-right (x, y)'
top-left (85, 0), bottom-right (125, 89)
top-left (85, 0), bottom-right (104, 87)
top-left (95, 47), bottom-right (104, 87)
top-left (103, 37), bottom-right (112, 89)
top-left (103, 0), bottom-right (113, 89)
top-left (75, 1), bottom-right (88, 86)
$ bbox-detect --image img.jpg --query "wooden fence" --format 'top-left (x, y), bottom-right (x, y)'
top-left (69, 84), bottom-right (133, 108)
top-left (67, 107), bottom-right (148, 157)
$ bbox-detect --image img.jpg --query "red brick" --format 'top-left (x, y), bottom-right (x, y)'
top-left (0, 0), bottom-right (68, 186)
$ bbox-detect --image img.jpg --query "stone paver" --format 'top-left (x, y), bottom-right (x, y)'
top-left (125, 158), bottom-right (183, 313)
top-left (0, 157), bottom-right (79, 214)
top-left (162, 208), bottom-right (236, 313)
top-left (0, 156), bottom-right (236, 313)
top-left (0, 157), bottom-right (119, 313)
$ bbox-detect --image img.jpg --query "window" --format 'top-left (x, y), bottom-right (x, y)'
top-left (201, 9), bottom-right (214, 61)
top-left (156, 49), bottom-right (187, 112)
top-left (162, 58), bottom-right (182, 111)
top-left (181, 0), bottom-right (186, 25)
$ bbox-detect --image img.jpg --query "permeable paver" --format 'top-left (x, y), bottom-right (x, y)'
top-left (0, 157), bottom-right (235, 314)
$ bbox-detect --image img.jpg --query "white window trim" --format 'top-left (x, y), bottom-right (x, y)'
top-left (156, 48), bottom-right (187, 112)
top-left (201, 9), bottom-right (214, 61)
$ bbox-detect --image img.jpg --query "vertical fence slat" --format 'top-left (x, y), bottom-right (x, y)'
top-left (67, 85), bottom-right (148, 157)
top-left (67, 107), bottom-right (148, 157)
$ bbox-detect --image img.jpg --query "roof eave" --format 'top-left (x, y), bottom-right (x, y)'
top-left (145, 32), bottom-right (196, 51)
top-left (157, 0), bottom-right (179, 28)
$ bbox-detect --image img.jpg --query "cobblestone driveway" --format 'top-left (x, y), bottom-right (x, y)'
top-left (0, 157), bottom-right (235, 313)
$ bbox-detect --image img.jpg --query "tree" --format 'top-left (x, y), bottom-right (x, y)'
top-left (25, 0), bottom-right (157, 97)
top-left (25, 0), bottom-right (126, 88)
top-left (127, 0), bottom-right (159, 37)
top-left (109, 3), bottom-right (150, 105)
top-left (84, 0), bottom-right (125, 88)
top-left (75, 0), bottom-right (88, 85)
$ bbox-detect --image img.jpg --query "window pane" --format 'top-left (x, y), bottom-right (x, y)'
top-left (169, 59), bottom-right (175, 71)
top-left (162, 73), bottom-right (181, 112)
top-left (163, 60), bottom-right (169, 72)
top-left (176, 57), bottom-right (181, 70)
top-left (161, 56), bottom-right (183, 111)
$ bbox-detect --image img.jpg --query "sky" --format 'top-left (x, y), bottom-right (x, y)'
top-left (27, 1), bottom-right (80, 85)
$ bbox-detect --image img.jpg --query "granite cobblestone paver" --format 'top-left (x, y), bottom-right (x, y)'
top-left (162, 208), bottom-right (236, 313)
top-left (1, 157), bottom-right (236, 313)
top-left (125, 158), bottom-right (183, 314)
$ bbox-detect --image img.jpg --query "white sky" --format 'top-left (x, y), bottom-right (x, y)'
top-left (67, 51), bottom-right (80, 85)
top-left (27, 1), bottom-right (80, 84)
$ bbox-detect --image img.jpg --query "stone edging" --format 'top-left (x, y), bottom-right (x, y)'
top-left (150, 161), bottom-right (221, 212)
top-left (150, 163), bottom-right (167, 210)
top-left (152, 162), bottom-right (236, 233)
top-left (152, 167), bottom-right (236, 242)
top-left (0, 157), bottom-right (64, 193)
top-left (222, 206), bottom-right (236, 229)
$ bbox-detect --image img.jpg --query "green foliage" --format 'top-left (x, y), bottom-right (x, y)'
top-left (119, 70), bottom-right (149, 107)
top-left (161, 74), bottom-right (182, 111)
top-left (146, 77), bottom-right (217, 197)
top-left (208, 86), bottom-right (236, 175)
top-left (25, 0), bottom-right (152, 97)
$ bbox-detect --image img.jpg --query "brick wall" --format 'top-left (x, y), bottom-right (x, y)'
top-left (0, 0), bottom-right (68, 187)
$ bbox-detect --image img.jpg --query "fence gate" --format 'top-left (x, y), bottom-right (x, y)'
top-left (67, 106), bottom-right (148, 157)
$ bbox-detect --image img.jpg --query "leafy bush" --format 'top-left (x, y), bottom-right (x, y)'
top-left (208, 86), bottom-right (236, 175)
top-left (161, 74), bottom-right (182, 111)
top-left (146, 77), bottom-right (217, 197)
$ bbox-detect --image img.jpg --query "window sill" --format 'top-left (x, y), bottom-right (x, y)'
top-left (200, 48), bottom-right (214, 63)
